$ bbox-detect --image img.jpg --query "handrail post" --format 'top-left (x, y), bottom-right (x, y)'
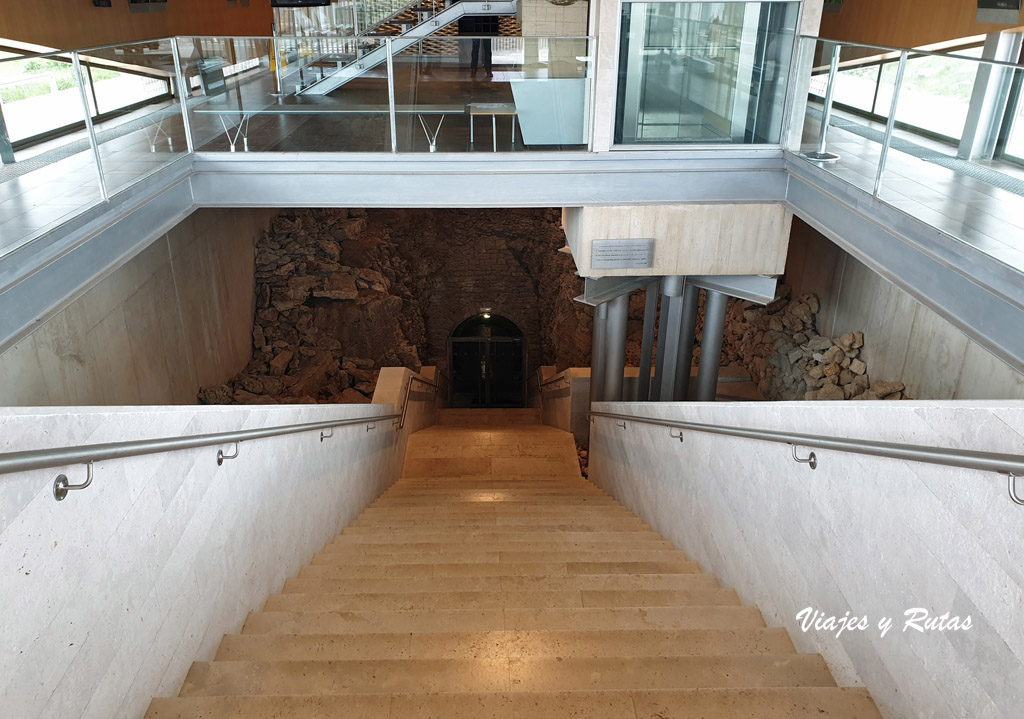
top-left (803, 41), bottom-right (841, 163)
top-left (71, 51), bottom-right (108, 200)
top-left (874, 49), bottom-right (908, 196)
top-left (170, 38), bottom-right (195, 153)
top-left (386, 37), bottom-right (398, 152)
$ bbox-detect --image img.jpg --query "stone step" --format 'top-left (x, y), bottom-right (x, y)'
top-left (296, 560), bottom-right (703, 579)
top-left (147, 687), bottom-right (882, 719)
top-left (334, 530), bottom-right (664, 543)
top-left (340, 520), bottom-right (651, 533)
top-left (323, 539), bottom-right (674, 553)
top-left (309, 549), bottom-right (691, 566)
top-left (241, 606), bottom-right (764, 634)
top-left (356, 505), bottom-right (640, 516)
top-left (368, 497), bottom-right (617, 507)
top-left (216, 627), bottom-right (793, 661)
top-left (403, 444), bottom-right (574, 458)
top-left (282, 573), bottom-right (720, 595)
top-left (402, 457), bottom-right (581, 477)
top-left (178, 655), bottom-right (832, 697)
top-left (262, 588), bottom-right (739, 612)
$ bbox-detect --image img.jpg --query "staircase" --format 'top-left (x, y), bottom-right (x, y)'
top-left (146, 409), bottom-right (882, 718)
top-left (300, 0), bottom-right (517, 95)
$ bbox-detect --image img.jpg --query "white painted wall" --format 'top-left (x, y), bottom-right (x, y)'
top-left (786, 220), bottom-right (1024, 399)
top-left (0, 398), bottom-right (434, 719)
top-left (589, 399), bottom-right (1024, 719)
top-left (0, 208), bottom-right (273, 406)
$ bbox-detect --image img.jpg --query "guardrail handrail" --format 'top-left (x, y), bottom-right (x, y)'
top-left (540, 372), bottom-right (572, 391)
top-left (803, 35), bottom-right (1024, 70)
top-left (588, 410), bottom-right (1024, 505)
top-left (0, 411), bottom-right (400, 501)
top-left (398, 373), bottom-right (438, 429)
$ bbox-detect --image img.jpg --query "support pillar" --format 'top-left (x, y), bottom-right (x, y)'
top-left (652, 276), bottom-right (685, 402)
top-left (693, 289), bottom-right (729, 402)
top-left (0, 104), bottom-right (14, 165)
top-left (635, 281), bottom-right (659, 401)
top-left (672, 282), bottom-right (700, 401)
top-left (602, 292), bottom-right (629, 402)
top-left (589, 301), bottom-right (608, 405)
top-left (958, 32), bottom-right (1023, 161)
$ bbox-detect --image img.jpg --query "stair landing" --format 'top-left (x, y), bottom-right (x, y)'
top-left (146, 413), bottom-right (882, 719)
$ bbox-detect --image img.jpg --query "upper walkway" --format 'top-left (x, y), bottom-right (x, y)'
top-left (2, 34), bottom-right (1023, 379)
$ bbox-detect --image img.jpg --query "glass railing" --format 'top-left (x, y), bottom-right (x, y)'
top-left (0, 42), bottom-right (186, 258)
top-left (357, 0), bottom-right (420, 35)
top-left (791, 36), bottom-right (1024, 272)
top-left (174, 34), bottom-right (594, 154)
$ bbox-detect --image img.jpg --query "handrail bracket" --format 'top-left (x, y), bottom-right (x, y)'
top-left (53, 462), bottom-right (94, 502)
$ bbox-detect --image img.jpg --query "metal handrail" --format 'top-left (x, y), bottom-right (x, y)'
top-left (803, 35), bottom-right (1024, 70)
top-left (588, 410), bottom-right (1024, 505)
top-left (540, 373), bottom-right (572, 391)
top-left (398, 373), bottom-right (439, 429)
top-left (0, 412), bottom-right (399, 501)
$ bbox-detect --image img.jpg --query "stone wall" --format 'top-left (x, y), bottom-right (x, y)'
top-left (199, 208), bottom-right (591, 405)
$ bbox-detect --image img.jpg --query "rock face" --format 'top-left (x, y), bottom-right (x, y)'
top-left (715, 286), bottom-right (912, 401)
top-left (198, 208), bottom-right (590, 405)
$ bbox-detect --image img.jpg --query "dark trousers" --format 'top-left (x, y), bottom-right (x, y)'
top-left (471, 39), bottom-right (492, 71)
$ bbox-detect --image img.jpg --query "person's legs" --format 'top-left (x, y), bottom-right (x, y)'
top-left (471, 39), bottom-right (481, 72)
top-left (482, 39), bottom-right (492, 72)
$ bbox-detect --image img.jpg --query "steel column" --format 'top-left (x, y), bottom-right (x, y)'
top-left (589, 301), bottom-right (608, 405)
top-left (602, 292), bottom-right (629, 402)
top-left (693, 289), bottom-right (729, 402)
top-left (653, 276), bottom-right (685, 402)
top-left (635, 281), bottom-right (659, 401)
top-left (0, 103), bottom-right (14, 164)
top-left (672, 282), bottom-right (700, 401)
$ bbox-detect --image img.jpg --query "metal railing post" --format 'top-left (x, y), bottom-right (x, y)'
top-left (386, 37), bottom-right (398, 152)
top-left (874, 50), bottom-right (909, 196)
top-left (71, 51), bottom-right (108, 200)
top-left (171, 38), bottom-right (195, 153)
top-left (803, 41), bottom-right (841, 163)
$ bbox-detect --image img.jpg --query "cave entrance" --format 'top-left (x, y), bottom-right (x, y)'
top-left (449, 313), bottom-right (526, 408)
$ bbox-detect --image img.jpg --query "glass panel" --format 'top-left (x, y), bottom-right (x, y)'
top-left (77, 39), bottom-right (187, 195)
top-left (0, 51), bottom-right (103, 257)
top-left (177, 36), bottom-right (391, 152)
top-left (1004, 71), bottom-right (1024, 161)
top-left (274, 1), bottom-right (358, 36)
top-left (831, 62), bottom-right (880, 113)
top-left (891, 48), bottom-right (982, 140)
top-left (795, 39), bottom-right (883, 194)
top-left (615, 1), bottom-right (799, 145)
top-left (393, 36), bottom-right (592, 152)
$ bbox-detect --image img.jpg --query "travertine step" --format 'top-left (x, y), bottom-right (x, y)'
top-left (262, 587), bottom-right (740, 612)
top-left (283, 573), bottom-right (720, 594)
top-left (334, 530), bottom-right (664, 543)
top-left (323, 539), bottom-right (675, 552)
top-left (310, 549), bottom-right (692, 566)
top-left (216, 627), bottom-right (795, 661)
top-left (297, 560), bottom-right (704, 579)
top-left (242, 606), bottom-right (764, 634)
top-left (148, 421), bottom-right (881, 719)
top-left (148, 687), bottom-right (881, 719)
top-left (179, 655), bottom-right (834, 696)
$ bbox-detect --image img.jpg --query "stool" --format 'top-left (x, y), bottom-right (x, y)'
top-left (466, 102), bottom-right (517, 152)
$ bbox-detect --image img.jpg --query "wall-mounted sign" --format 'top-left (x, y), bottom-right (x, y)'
top-left (978, 0), bottom-right (1021, 23)
top-left (591, 239), bottom-right (654, 270)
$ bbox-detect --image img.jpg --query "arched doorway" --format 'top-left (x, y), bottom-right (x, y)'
top-left (448, 313), bottom-right (526, 408)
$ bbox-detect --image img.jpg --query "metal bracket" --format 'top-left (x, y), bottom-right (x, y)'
top-left (669, 430), bottom-right (684, 443)
top-left (1008, 473), bottom-right (1024, 506)
top-left (366, 422), bottom-right (376, 432)
top-left (53, 462), bottom-right (94, 502)
top-left (615, 420), bottom-right (627, 430)
top-left (217, 442), bottom-right (239, 466)
top-left (321, 428), bottom-right (334, 442)
top-left (791, 444), bottom-right (817, 470)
